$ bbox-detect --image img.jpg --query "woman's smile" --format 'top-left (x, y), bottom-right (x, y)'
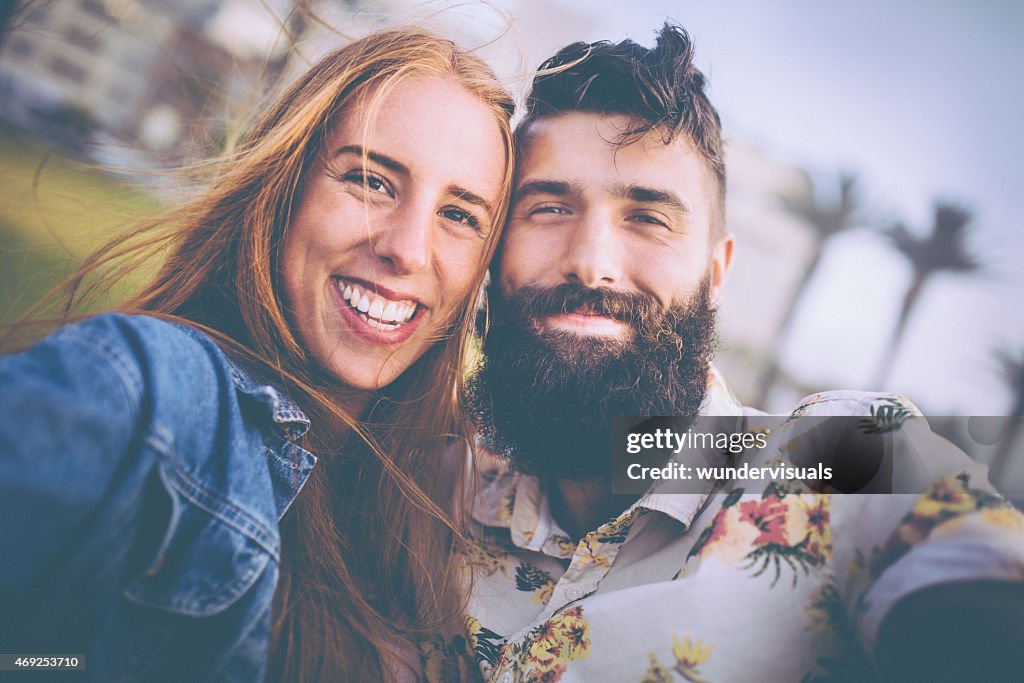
top-left (332, 276), bottom-right (423, 344)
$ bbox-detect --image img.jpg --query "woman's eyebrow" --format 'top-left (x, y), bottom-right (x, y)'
top-left (333, 144), bottom-right (408, 175)
top-left (450, 186), bottom-right (493, 214)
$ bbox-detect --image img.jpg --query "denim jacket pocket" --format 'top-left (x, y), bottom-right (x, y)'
top-left (123, 457), bottom-right (274, 618)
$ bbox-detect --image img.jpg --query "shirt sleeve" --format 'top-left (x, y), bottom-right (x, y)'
top-left (0, 315), bottom-right (148, 594)
top-left (829, 411), bottom-right (1024, 661)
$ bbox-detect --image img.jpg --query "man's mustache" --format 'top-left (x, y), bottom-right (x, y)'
top-left (502, 283), bottom-right (660, 330)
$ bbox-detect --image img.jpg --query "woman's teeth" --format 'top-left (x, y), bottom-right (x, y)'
top-left (338, 281), bottom-right (418, 330)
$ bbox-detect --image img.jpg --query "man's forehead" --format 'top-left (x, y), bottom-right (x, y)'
top-left (518, 112), bottom-right (646, 162)
top-left (515, 112), bottom-right (712, 205)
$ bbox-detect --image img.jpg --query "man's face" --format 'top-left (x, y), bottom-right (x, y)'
top-left (466, 112), bottom-right (734, 481)
top-left (500, 112), bottom-right (733, 333)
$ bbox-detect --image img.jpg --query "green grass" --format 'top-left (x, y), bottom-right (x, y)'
top-left (0, 127), bottom-right (161, 322)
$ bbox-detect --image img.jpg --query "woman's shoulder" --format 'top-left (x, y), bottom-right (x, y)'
top-left (37, 313), bottom-right (227, 406)
top-left (50, 312), bottom-right (222, 362)
top-left (8, 311), bottom-right (309, 444)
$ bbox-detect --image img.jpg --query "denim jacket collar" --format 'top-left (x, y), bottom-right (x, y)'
top-left (224, 357), bottom-right (311, 441)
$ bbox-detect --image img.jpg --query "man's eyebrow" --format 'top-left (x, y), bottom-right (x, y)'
top-left (613, 183), bottom-right (690, 214)
top-left (512, 179), bottom-right (582, 204)
top-left (450, 186), bottom-right (493, 215)
top-left (334, 144), bottom-right (408, 174)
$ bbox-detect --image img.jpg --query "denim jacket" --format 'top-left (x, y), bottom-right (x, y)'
top-left (0, 313), bottom-right (317, 682)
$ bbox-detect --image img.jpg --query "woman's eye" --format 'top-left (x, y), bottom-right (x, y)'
top-left (342, 170), bottom-right (392, 196)
top-left (441, 207), bottom-right (482, 231)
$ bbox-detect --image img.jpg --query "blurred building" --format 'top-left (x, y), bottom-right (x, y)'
top-left (0, 0), bottom-right (294, 164)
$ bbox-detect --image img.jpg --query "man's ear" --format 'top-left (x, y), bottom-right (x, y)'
top-left (708, 232), bottom-right (735, 303)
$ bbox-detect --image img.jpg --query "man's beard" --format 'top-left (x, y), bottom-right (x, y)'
top-left (464, 279), bottom-right (718, 482)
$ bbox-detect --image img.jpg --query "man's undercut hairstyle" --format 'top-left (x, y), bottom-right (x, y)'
top-left (520, 22), bottom-right (726, 229)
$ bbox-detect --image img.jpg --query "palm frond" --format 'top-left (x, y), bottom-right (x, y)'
top-left (881, 200), bottom-right (981, 274)
top-left (779, 170), bottom-right (862, 241)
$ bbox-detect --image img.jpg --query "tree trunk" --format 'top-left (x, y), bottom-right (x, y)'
top-left (873, 270), bottom-right (928, 388)
top-left (754, 246), bottom-right (824, 407)
top-left (989, 397), bottom-right (1024, 484)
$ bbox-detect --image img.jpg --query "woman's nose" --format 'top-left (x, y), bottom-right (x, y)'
top-left (371, 204), bottom-right (433, 275)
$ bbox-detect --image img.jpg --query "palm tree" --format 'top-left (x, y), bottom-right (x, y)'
top-left (755, 171), bottom-right (861, 406)
top-left (873, 202), bottom-right (982, 387)
top-left (989, 349), bottom-right (1024, 484)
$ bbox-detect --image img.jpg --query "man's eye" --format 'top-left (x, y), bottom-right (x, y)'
top-left (441, 207), bottom-right (482, 231)
top-left (629, 213), bottom-right (669, 228)
top-left (528, 205), bottom-right (570, 217)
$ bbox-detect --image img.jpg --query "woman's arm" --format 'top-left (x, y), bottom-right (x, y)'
top-left (0, 315), bottom-right (149, 595)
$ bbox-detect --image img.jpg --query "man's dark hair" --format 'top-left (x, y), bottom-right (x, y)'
top-left (518, 23), bottom-right (726, 227)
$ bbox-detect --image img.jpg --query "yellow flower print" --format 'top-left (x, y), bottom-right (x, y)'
top-left (540, 535), bottom-right (577, 560)
top-left (465, 616), bottom-right (482, 652)
top-left (671, 633), bottom-right (713, 682)
top-left (912, 477), bottom-right (977, 519)
top-left (865, 476), bottom-right (1007, 583)
top-left (554, 606), bottom-right (590, 660)
top-left (640, 634), bottom-right (714, 683)
top-left (979, 505), bottom-right (1024, 531)
top-left (576, 535), bottom-right (615, 569)
top-left (534, 581), bottom-right (555, 606)
top-left (462, 538), bottom-right (508, 578)
top-left (639, 653), bottom-right (674, 683)
top-left (526, 621), bottom-right (561, 673)
top-left (672, 634), bottom-right (712, 668)
top-left (598, 509), bottom-right (638, 542)
top-left (800, 495), bottom-right (831, 563)
top-left (497, 605), bottom-right (591, 682)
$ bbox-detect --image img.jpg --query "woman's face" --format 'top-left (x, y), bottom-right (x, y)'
top-left (282, 76), bottom-right (506, 394)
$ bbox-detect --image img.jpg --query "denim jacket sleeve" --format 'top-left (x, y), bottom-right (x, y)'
top-left (0, 313), bottom-right (312, 682)
top-left (0, 313), bottom-right (149, 593)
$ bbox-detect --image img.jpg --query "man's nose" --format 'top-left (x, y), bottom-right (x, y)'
top-left (371, 202), bottom-right (433, 275)
top-left (561, 214), bottom-right (622, 287)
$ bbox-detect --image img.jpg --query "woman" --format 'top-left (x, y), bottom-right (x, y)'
top-left (0, 28), bottom-right (514, 682)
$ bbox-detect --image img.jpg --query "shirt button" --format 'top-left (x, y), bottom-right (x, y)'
top-left (499, 672), bottom-right (514, 683)
top-left (565, 587), bottom-right (581, 601)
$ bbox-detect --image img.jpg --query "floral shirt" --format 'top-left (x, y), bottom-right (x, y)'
top-left (439, 371), bottom-right (1024, 683)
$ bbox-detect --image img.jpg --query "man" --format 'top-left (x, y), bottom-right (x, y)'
top-left (459, 24), bottom-right (1024, 682)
